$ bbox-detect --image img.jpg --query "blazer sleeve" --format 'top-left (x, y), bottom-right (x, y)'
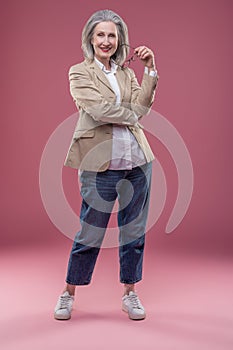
top-left (69, 64), bottom-right (138, 126)
top-left (128, 68), bottom-right (159, 116)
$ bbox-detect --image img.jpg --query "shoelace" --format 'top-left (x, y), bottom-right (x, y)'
top-left (59, 295), bottom-right (72, 309)
top-left (128, 294), bottom-right (142, 309)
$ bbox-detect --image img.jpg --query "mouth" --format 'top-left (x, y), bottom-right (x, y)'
top-left (100, 47), bottom-right (112, 53)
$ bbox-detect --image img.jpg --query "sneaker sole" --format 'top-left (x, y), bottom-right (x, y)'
top-left (122, 306), bottom-right (146, 320)
top-left (54, 313), bottom-right (71, 320)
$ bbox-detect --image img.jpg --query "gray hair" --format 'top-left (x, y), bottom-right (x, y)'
top-left (81, 9), bottom-right (130, 66)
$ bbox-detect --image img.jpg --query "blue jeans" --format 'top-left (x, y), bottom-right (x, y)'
top-left (66, 162), bottom-right (152, 285)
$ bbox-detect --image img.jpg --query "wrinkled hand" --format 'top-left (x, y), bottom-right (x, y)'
top-left (134, 46), bottom-right (155, 69)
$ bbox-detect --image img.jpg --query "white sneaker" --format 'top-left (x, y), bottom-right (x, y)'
top-left (54, 291), bottom-right (74, 320)
top-left (122, 291), bottom-right (146, 320)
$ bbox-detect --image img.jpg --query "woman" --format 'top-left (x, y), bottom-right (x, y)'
top-left (54, 9), bottom-right (159, 321)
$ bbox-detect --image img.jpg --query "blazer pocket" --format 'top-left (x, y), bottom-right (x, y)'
top-left (73, 129), bottom-right (95, 140)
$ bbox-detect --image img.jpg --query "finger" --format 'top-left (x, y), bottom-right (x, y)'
top-left (140, 50), bottom-right (153, 61)
top-left (139, 48), bottom-right (148, 56)
top-left (141, 50), bottom-right (153, 59)
top-left (135, 45), bottom-right (152, 52)
top-left (134, 46), bottom-right (147, 55)
top-left (135, 47), bottom-right (153, 59)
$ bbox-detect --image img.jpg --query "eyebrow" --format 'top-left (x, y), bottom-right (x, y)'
top-left (96, 30), bottom-right (116, 35)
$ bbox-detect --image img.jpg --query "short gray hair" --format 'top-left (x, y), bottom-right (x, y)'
top-left (81, 9), bottom-right (130, 66)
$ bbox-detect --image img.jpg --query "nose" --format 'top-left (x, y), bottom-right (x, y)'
top-left (103, 35), bottom-right (110, 45)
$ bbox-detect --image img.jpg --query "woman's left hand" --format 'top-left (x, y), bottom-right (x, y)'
top-left (134, 46), bottom-right (155, 69)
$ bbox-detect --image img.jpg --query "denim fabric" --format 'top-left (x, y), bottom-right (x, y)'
top-left (66, 162), bottom-right (152, 285)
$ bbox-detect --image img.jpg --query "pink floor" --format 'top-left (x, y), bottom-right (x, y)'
top-left (1, 242), bottom-right (233, 350)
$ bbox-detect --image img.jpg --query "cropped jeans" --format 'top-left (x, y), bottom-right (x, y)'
top-left (66, 162), bottom-right (152, 285)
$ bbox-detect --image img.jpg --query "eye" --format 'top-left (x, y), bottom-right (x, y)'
top-left (97, 33), bottom-right (104, 37)
top-left (109, 34), bottom-right (116, 38)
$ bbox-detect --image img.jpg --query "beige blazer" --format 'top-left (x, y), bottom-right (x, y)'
top-left (64, 59), bottom-right (159, 171)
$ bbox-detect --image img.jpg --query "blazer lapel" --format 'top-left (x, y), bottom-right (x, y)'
top-left (86, 59), bottom-right (128, 102)
top-left (115, 68), bottom-right (127, 101)
top-left (88, 60), bottom-right (115, 95)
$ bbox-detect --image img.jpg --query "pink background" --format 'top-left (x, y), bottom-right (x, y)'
top-left (1, 1), bottom-right (233, 349)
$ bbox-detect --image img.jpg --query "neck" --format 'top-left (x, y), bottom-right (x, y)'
top-left (95, 56), bottom-right (111, 70)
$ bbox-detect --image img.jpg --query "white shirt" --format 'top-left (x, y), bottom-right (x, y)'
top-left (95, 58), bottom-right (154, 170)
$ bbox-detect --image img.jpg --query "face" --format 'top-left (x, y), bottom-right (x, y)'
top-left (91, 21), bottom-right (118, 64)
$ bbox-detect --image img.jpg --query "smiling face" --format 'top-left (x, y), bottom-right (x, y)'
top-left (91, 21), bottom-right (118, 66)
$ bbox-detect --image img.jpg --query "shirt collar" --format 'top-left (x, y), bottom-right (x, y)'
top-left (94, 57), bottom-right (117, 74)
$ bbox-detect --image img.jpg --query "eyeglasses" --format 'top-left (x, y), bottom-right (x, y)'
top-left (120, 43), bottom-right (137, 68)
